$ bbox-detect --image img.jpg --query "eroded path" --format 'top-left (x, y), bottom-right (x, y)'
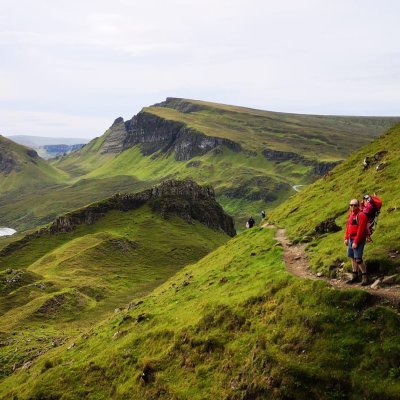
top-left (264, 223), bottom-right (400, 307)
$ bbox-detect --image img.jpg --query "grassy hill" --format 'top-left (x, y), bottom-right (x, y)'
top-left (1, 227), bottom-right (400, 399)
top-left (268, 123), bottom-right (400, 277)
top-left (1, 128), bottom-right (400, 399)
top-left (1, 99), bottom-right (399, 234)
top-left (148, 98), bottom-right (399, 158)
top-left (0, 135), bottom-right (67, 194)
top-left (0, 180), bottom-right (233, 386)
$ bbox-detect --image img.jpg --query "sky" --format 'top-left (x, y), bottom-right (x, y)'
top-left (1, 0), bottom-right (400, 139)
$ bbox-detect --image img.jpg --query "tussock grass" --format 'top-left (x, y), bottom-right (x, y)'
top-left (0, 205), bottom-right (229, 381)
top-left (1, 228), bottom-right (400, 399)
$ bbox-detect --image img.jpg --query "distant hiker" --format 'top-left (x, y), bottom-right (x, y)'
top-left (261, 210), bottom-right (266, 219)
top-left (360, 194), bottom-right (382, 241)
top-left (247, 216), bottom-right (255, 228)
top-left (344, 199), bottom-right (369, 286)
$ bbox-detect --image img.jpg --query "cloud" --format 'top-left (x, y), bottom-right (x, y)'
top-left (0, 109), bottom-right (109, 138)
top-left (0, 0), bottom-right (399, 137)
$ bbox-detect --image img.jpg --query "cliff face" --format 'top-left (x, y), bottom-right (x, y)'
top-left (48, 179), bottom-right (235, 236)
top-left (262, 148), bottom-right (341, 176)
top-left (123, 112), bottom-right (241, 160)
top-left (1, 180), bottom-right (235, 256)
top-left (98, 111), bottom-right (241, 160)
top-left (99, 117), bottom-right (129, 154)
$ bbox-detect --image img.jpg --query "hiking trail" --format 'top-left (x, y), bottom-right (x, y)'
top-left (264, 223), bottom-right (400, 307)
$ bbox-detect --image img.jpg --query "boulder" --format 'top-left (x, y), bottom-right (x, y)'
top-left (315, 218), bottom-right (341, 235)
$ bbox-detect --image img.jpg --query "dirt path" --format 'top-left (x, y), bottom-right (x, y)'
top-left (264, 223), bottom-right (400, 307)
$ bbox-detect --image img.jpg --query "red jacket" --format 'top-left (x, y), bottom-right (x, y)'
top-left (345, 209), bottom-right (368, 245)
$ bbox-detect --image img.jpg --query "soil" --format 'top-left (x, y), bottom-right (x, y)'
top-left (264, 223), bottom-right (400, 308)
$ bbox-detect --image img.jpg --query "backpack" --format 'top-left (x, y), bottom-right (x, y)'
top-left (369, 195), bottom-right (382, 212)
top-left (362, 195), bottom-right (383, 236)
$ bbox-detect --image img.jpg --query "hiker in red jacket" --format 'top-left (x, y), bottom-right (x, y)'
top-left (344, 199), bottom-right (369, 285)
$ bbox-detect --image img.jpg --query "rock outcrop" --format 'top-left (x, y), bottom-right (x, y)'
top-left (0, 151), bottom-right (20, 174)
top-left (122, 112), bottom-right (241, 161)
top-left (262, 148), bottom-right (341, 176)
top-left (152, 97), bottom-right (207, 114)
top-left (96, 110), bottom-right (241, 160)
top-left (99, 117), bottom-right (129, 154)
top-left (0, 180), bottom-right (235, 256)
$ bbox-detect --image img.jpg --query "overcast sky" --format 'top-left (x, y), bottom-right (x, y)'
top-left (1, 0), bottom-right (400, 139)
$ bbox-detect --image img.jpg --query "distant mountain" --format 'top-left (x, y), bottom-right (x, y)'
top-left (52, 97), bottom-right (400, 227)
top-left (7, 135), bottom-right (89, 147)
top-left (6, 135), bottom-right (89, 159)
top-left (1, 98), bottom-right (400, 232)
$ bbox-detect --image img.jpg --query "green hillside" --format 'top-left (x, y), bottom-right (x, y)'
top-left (268, 123), bottom-right (400, 277)
top-left (48, 99), bottom-right (400, 230)
top-left (0, 180), bottom-right (233, 385)
top-left (1, 126), bottom-right (400, 399)
top-left (1, 227), bottom-right (400, 399)
top-left (0, 135), bottom-right (67, 193)
top-left (2, 99), bottom-right (399, 234)
top-left (147, 97), bottom-right (399, 158)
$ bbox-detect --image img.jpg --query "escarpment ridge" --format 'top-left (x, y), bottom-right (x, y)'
top-left (0, 179), bottom-right (235, 256)
top-left (99, 111), bottom-right (241, 160)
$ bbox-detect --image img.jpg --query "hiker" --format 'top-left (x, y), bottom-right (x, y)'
top-left (247, 216), bottom-right (255, 228)
top-left (344, 199), bottom-right (369, 285)
top-left (261, 210), bottom-right (266, 219)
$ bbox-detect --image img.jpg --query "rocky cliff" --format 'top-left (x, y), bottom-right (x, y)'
top-left (0, 180), bottom-right (236, 256)
top-left (262, 148), bottom-right (341, 176)
top-left (99, 117), bottom-right (129, 154)
top-left (98, 111), bottom-right (241, 160)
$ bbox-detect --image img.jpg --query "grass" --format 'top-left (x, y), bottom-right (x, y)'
top-left (1, 227), bottom-right (400, 399)
top-left (0, 204), bottom-right (230, 381)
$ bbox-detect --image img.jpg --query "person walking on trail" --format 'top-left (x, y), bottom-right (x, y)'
top-left (247, 216), bottom-right (255, 228)
top-left (344, 199), bottom-right (369, 286)
top-left (261, 210), bottom-right (266, 219)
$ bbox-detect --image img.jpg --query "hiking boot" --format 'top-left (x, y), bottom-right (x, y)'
top-left (346, 272), bottom-right (361, 284)
top-left (361, 273), bottom-right (369, 286)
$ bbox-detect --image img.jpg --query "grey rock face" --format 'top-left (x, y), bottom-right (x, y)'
top-left (0, 151), bottom-right (20, 174)
top-left (100, 117), bottom-right (129, 154)
top-left (262, 148), bottom-right (341, 176)
top-left (122, 112), bottom-right (241, 160)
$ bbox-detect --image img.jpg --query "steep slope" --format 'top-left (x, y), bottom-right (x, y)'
top-left (0, 135), bottom-right (67, 193)
top-left (1, 227), bottom-right (400, 399)
top-left (0, 180), bottom-right (234, 382)
top-left (268, 123), bottom-right (400, 277)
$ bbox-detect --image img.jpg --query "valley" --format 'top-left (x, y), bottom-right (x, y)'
top-left (1, 99), bottom-right (400, 399)
top-left (1, 98), bottom-right (399, 233)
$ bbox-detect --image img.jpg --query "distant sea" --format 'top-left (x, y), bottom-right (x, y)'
top-left (0, 228), bottom-right (16, 236)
